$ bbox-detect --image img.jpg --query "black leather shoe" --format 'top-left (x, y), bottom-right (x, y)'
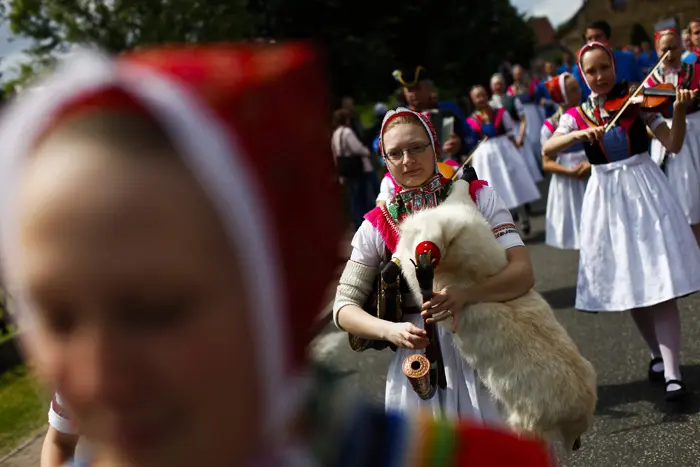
top-left (648, 357), bottom-right (664, 384)
top-left (665, 379), bottom-right (689, 402)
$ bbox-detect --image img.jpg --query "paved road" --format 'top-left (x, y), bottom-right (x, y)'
top-left (310, 181), bottom-right (700, 467)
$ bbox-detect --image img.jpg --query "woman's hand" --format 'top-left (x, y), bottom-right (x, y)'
top-left (574, 127), bottom-right (605, 143)
top-left (383, 322), bottom-right (429, 349)
top-left (576, 161), bottom-right (592, 178)
top-left (515, 136), bottom-right (525, 148)
top-left (674, 88), bottom-right (698, 112)
top-left (421, 286), bottom-right (469, 330)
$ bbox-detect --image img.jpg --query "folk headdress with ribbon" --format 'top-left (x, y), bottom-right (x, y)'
top-left (0, 44), bottom-right (341, 448)
top-left (577, 41), bottom-right (617, 93)
top-left (378, 107), bottom-right (449, 220)
top-left (649, 28), bottom-right (695, 86)
top-left (654, 28), bottom-right (678, 49)
top-left (543, 72), bottom-right (572, 105)
top-left (577, 41), bottom-right (621, 124)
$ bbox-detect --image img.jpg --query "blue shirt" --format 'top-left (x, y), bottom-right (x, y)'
top-left (573, 49), bottom-right (643, 102)
top-left (683, 51), bottom-right (698, 65)
top-left (533, 80), bottom-right (558, 118)
top-left (637, 51), bottom-right (658, 74)
top-left (556, 64), bottom-right (573, 74)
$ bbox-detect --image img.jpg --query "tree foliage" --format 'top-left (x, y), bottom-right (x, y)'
top-left (1, 0), bottom-right (535, 102)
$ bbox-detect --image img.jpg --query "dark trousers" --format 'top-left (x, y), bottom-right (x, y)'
top-left (347, 172), bottom-right (379, 231)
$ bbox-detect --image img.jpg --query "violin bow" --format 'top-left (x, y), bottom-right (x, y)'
top-left (604, 50), bottom-right (670, 132)
top-left (451, 137), bottom-right (489, 180)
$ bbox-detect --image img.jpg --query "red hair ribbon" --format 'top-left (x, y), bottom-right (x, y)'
top-left (654, 28), bottom-right (678, 48)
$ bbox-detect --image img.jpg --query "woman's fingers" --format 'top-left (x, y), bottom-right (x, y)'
top-left (421, 301), bottom-right (450, 319)
top-left (407, 324), bottom-right (427, 336)
top-left (426, 310), bottom-right (453, 324)
top-left (401, 332), bottom-right (429, 349)
top-left (422, 294), bottom-right (446, 310)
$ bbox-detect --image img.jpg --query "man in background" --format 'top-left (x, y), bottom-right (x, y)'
top-left (392, 66), bottom-right (476, 160)
top-left (557, 50), bottom-right (574, 74)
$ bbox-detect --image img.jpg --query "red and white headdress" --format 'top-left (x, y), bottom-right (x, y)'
top-left (543, 72), bottom-right (572, 104)
top-left (0, 44), bottom-right (342, 441)
top-left (577, 41), bottom-right (617, 91)
top-left (654, 28), bottom-right (679, 49)
top-left (378, 107), bottom-right (441, 183)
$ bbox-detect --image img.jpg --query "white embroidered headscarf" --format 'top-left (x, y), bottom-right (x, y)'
top-left (378, 107), bottom-right (441, 186)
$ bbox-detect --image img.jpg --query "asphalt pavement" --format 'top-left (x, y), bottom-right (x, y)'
top-left (310, 179), bottom-right (700, 467)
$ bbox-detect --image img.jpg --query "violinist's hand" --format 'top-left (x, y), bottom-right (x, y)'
top-left (674, 88), bottom-right (698, 111)
top-left (575, 127), bottom-right (605, 143)
top-left (383, 322), bottom-right (429, 349)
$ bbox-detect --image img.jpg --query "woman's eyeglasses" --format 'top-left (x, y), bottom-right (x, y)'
top-left (384, 142), bottom-right (432, 161)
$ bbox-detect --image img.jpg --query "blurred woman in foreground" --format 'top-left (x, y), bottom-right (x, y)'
top-left (0, 44), bottom-right (553, 466)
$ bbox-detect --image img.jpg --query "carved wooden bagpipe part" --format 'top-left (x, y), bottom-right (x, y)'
top-left (403, 241), bottom-right (447, 400)
top-left (348, 257), bottom-right (403, 352)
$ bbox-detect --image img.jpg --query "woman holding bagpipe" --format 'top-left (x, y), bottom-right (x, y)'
top-left (645, 28), bottom-right (700, 245)
top-left (543, 41), bottom-right (700, 402)
top-left (333, 107), bottom-right (535, 421)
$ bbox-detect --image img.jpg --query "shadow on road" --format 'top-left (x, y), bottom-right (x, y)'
top-left (595, 364), bottom-right (700, 423)
top-left (540, 286), bottom-right (577, 310)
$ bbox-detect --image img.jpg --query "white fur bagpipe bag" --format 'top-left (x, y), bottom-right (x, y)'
top-left (395, 180), bottom-right (597, 453)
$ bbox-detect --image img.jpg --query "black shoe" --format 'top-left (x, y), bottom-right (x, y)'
top-left (665, 379), bottom-right (689, 402)
top-left (648, 357), bottom-right (664, 384)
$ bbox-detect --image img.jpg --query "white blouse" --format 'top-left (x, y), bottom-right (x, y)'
top-left (376, 175), bottom-right (397, 203)
top-left (49, 392), bottom-right (76, 434)
top-left (351, 185), bottom-right (524, 269)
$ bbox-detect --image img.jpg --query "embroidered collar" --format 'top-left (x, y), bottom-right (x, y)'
top-left (386, 174), bottom-right (451, 223)
top-left (473, 108), bottom-right (493, 124)
top-left (581, 95), bottom-right (608, 125)
top-left (548, 106), bottom-right (565, 127)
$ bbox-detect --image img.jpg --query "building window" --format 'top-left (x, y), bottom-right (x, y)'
top-left (610, 0), bottom-right (626, 11)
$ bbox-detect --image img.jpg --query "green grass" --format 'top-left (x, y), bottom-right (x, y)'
top-left (0, 365), bottom-right (47, 457)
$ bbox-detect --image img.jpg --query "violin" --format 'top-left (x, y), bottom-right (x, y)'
top-left (601, 50), bottom-right (672, 132)
top-left (603, 82), bottom-right (677, 114)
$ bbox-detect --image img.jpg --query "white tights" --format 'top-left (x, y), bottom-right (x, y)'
top-left (630, 300), bottom-right (682, 387)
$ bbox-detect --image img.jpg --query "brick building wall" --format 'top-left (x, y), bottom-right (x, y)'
top-left (559, 0), bottom-right (700, 52)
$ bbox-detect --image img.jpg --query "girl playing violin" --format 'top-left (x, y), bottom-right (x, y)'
top-left (540, 73), bottom-right (589, 250)
top-left (645, 28), bottom-right (700, 245)
top-left (542, 42), bottom-right (700, 402)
